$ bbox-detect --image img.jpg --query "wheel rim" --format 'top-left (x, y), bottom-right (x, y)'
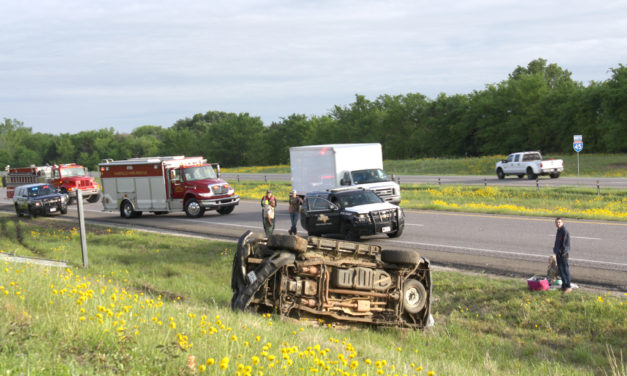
top-left (123, 203), bottom-right (133, 217)
top-left (187, 201), bottom-right (201, 216)
top-left (405, 287), bottom-right (423, 308)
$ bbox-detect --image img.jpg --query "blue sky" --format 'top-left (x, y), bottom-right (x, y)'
top-left (1, 0), bottom-right (626, 134)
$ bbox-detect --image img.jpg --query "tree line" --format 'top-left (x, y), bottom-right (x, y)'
top-left (2, 59), bottom-right (625, 171)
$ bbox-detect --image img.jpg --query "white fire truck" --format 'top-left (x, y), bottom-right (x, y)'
top-left (99, 156), bottom-right (239, 218)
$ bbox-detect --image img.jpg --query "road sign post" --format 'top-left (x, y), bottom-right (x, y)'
top-left (573, 135), bottom-right (583, 176)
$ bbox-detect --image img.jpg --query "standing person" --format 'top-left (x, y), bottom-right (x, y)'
top-left (553, 217), bottom-right (572, 293)
top-left (260, 190), bottom-right (277, 236)
top-left (288, 190), bottom-right (303, 235)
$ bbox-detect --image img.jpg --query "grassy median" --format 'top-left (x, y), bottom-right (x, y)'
top-left (0, 216), bottom-right (625, 375)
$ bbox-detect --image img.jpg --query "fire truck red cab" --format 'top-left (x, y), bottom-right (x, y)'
top-left (99, 156), bottom-right (239, 218)
top-left (5, 164), bottom-right (100, 203)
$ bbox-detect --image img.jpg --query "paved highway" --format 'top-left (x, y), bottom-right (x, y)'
top-left (222, 173), bottom-right (627, 188)
top-left (1, 189), bottom-right (625, 291)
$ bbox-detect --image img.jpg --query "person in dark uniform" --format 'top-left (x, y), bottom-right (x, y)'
top-left (288, 190), bottom-right (303, 235)
top-left (553, 217), bottom-right (572, 293)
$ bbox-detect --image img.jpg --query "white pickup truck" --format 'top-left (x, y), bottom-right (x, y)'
top-left (495, 151), bottom-right (564, 179)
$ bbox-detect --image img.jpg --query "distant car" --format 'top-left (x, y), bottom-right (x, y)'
top-left (300, 188), bottom-right (404, 240)
top-left (231, 232), bottom-right (433, 329)
top-left (13, 183), bottom-right (68, 217)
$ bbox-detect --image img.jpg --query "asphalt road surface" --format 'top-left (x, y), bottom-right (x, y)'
top-left (222, 173), bottom-right (627, 189)
top-left (1, 189), bottom-right (625, 291)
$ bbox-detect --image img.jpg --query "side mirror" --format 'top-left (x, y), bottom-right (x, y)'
top-left (212, 163), bottom-right (221, 178)
top-left (329, 203), bottom-right (338, 211)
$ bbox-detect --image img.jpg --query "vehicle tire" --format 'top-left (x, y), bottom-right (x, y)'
top-left (61, 207), bottom-right (67, 215)
top-left (185, 198), bottom-right (205, 218)
top-left (527, 168), bottom-right (537, 180)
top-left (387, 224), bottom-right (404, 238)
top-left (402, 279), bottom-right (427, 313)
top-left (217, 205), bottom-right (235, 215)
top-left (496, 168), bottom-right (504, 180)
top-left (15, 204), bottom-right (23, 217)
top-left (342, 222), bottom-right (359, 241)
top-left (517, 174), bottom-right (524, 179)
top-left (120, 200), bottom-right (135, 218)
top-left (86, 193), bottom-right (101, 203)
top-left (550, 173), bottom-right (560, 179)
top-left (267, 234), bottom-right (308, 253)
top-left (381, 249), bottom-right (422, 264)
top-left (61, 189), bottom-right (74, 205)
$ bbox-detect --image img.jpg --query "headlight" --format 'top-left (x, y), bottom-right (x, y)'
top-left (34, 202), bottom-right (41, 207)
top-left (354, 213), bottom-right (370, 223)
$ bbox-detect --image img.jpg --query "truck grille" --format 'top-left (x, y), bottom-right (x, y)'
top-left (371, 209), bottom-right (395, 225)
top-left (78, 180), bottom-right (91, 188)
top-left (211, 184), bottom-right (229, 195)
top-left (371, 187), bottom-right (394, 197)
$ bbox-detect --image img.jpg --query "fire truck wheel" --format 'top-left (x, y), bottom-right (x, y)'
top-left (185, 198), bottom-right (205, 218)
top-left (217, 206), bottom-right (235, 215)
top-left (86, 193), bottom-right (101, 203)
top-left (120, 200), bottom-right (135, 218)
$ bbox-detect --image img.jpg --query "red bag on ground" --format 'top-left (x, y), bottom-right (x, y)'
top-left (527, 276), bottom-right (549, 291)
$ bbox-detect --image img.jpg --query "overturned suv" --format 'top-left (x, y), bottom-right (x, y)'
top-left (231, 231), bottom-right (432, 329)
top-left (13, 183), bottom-right (68, 217)
top-left (300, 188), bottom-right (404, 241)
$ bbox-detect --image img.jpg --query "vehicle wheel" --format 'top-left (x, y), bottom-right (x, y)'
top-left (496, 168), bottom-right (504, 180)
top-left (217, 206), bottom-right (235, 215)
top-left (86, 193), bottom-right (101, 203)
top-left (120, 200), bottom-right (135, 218)
top-left (61, 207), bottom-right (67, 215)
top-left (387, 224), bottom-right (404, 238)
top-left (550, 173), bottom-right (560, 179)
top-left (402, 279), bottom-right (427, 313)
top-left (267, 234), bottom-right (308, 253)
top-left (381, 249), bottom-right (422, 264)
top-left (185, 198), bottom-right (205, 218)
top-left (342, 222), bottom-right (359, 241)
top-left (527, 168), bottom-right (537, 180)
top-left (15, 205), bottom-right (23, 217)
top-left (517, 174), bottom-right (524, 179)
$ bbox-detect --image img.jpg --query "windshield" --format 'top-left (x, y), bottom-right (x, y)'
top-left (183, 165), bottom-right (217, 181)
top-left (351, 169), bottom-right (390, 184)
top-left (335, 190), bottom-right (382, 207)
top-left (28, 186), bottom-right (56, 197)
top-left (60, 167), bottom-right (86, 178)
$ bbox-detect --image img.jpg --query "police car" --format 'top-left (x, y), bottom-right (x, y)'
top-left (300, 188), bottom-right (404, 240)
top-left (13, 183), bottom-right (68, 217)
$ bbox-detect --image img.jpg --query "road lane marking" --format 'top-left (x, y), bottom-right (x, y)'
top-left (387, 239), bottom-right (627, 268)
top-left (407, 209), bottom-right (627, 227)
top-left (547, 234), bottom-right (602, 240)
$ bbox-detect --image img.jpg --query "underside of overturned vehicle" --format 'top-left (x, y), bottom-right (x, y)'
top-left (231, 231), bottom-right (432, 329)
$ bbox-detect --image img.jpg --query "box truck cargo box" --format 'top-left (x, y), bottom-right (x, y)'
top-left (290, 144), bottom-right (401, 204)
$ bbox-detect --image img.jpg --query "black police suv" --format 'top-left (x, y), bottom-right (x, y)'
top-left (13, 183), bottom-right (68, 217)
top-left (300, 188), bottom-right (404, 241)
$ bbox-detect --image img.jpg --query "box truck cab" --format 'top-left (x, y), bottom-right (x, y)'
top-left (99, 156), bottom-right (239, 218)
top-left (290, 144), bottom-right (401, 205)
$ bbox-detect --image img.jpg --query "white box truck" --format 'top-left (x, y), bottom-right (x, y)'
top-left (290, 143), bottom-right (401, 204)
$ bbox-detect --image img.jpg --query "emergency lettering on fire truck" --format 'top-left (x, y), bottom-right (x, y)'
top-left (4, 164), bottom-right (100, 204)
top-left (99, 156), bottom-right (239, 218)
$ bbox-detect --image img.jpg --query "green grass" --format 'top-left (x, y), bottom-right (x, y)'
top-left (221, 154), bottom-right (627, 177)
top-left (0, 216), bottom-right (625, 375)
